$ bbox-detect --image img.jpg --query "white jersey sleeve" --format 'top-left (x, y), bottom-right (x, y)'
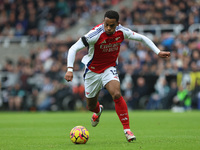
top-left (67, 24), bottom-right (104, 68)
top-left (120, 25), bottom-right (161, 55)
top-left (84, 24), bottom-right (104, 45)
top-left (67, 38), bottom-right (86, 68)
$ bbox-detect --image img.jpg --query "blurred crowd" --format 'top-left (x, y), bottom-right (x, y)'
top-left (0, 0), bottom-right (120, 41)
top-left (0, 0), bottom-right (200, 111)
top-left (119, 0), bottom-right (200, 29)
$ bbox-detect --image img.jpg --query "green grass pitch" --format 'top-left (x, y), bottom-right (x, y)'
top-left (0, 110), bottom-right (200, 150)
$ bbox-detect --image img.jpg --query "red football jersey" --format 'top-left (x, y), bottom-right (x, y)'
top-left (82, 23), bottom-right (134, 73)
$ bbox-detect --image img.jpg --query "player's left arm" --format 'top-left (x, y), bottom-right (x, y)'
top-left (125, 30), bottom-right (170, 58)
top-left (157, 51), bottom-right (170, 58)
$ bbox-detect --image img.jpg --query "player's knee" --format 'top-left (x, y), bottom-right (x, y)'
top-left (112, 92), bottom-right (121, 100)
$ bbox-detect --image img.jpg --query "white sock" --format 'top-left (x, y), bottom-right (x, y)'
top-left (124, 129), bottom-right (130, 133)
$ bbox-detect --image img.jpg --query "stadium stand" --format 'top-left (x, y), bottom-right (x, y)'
top-left (0, 0), bottom-right (200, 111)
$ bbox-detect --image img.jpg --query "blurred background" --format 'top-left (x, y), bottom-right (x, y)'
top-left (0, 0), bottom-right (200, 112)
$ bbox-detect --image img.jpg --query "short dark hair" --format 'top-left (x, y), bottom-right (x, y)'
top-left (104, 10), bottom-right (119, 22)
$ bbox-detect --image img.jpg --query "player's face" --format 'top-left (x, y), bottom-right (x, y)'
top-left (103, 17), bottom-right (119, 35)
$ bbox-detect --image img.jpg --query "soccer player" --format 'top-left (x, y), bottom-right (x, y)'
top-left (65, 10), bottom-right (170, 142)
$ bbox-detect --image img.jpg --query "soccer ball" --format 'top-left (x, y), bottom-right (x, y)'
top-left (70, 126), bottom-right (89, 144)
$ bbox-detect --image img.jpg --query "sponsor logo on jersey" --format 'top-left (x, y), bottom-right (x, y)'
top-left (100, 43), bottom-right (121, 53)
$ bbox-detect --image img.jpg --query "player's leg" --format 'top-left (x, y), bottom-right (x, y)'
top-left (86, 92), bottom-right (99, 112)
top-left (105, 80), bottom-right (129, 129)
top-left (86, 93), bottom-right (104, 127)
top-left (105, 80), bottom-right (136, 142)
top-left (84, 70), bottom-right (103, 127)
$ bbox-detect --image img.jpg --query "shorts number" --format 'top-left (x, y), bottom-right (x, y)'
top-left (110, 69), bottom-right (117, 75)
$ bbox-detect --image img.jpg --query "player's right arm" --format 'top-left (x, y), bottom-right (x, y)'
top-left (65, 38), bottom-right (87, 82)
top-left (65, 24), bottom-right (102, 82)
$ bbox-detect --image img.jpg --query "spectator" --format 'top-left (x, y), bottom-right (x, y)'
top-left (56, 0), bottom-right (70, 17)
top-left (36, 76), bottom-right (54, 111)
top-left (172, 82), bottom-right (192, 111)
top-left (162, 80), bottom-right (178, 109)
top-left (8, 83), bottom-right (25, 111)
top-left (146, 75), bottom-right (170, 110)
top-left (15, 23), bottom-right (25, 36)
top-left (38, 46), bottom-right (52, 62)
top-left (1, 23), bottom-right (15, 37)
top-left (127, 76), bottom-right (148, 110)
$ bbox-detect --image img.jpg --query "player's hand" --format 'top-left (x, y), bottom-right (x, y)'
top-left (64, 71), bottom-right (73, 82)
top-left (158, 51), bottom-right (171, 58)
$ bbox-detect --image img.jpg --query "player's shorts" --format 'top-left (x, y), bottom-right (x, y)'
top-left (83, 66), bottom-right (120, 98)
